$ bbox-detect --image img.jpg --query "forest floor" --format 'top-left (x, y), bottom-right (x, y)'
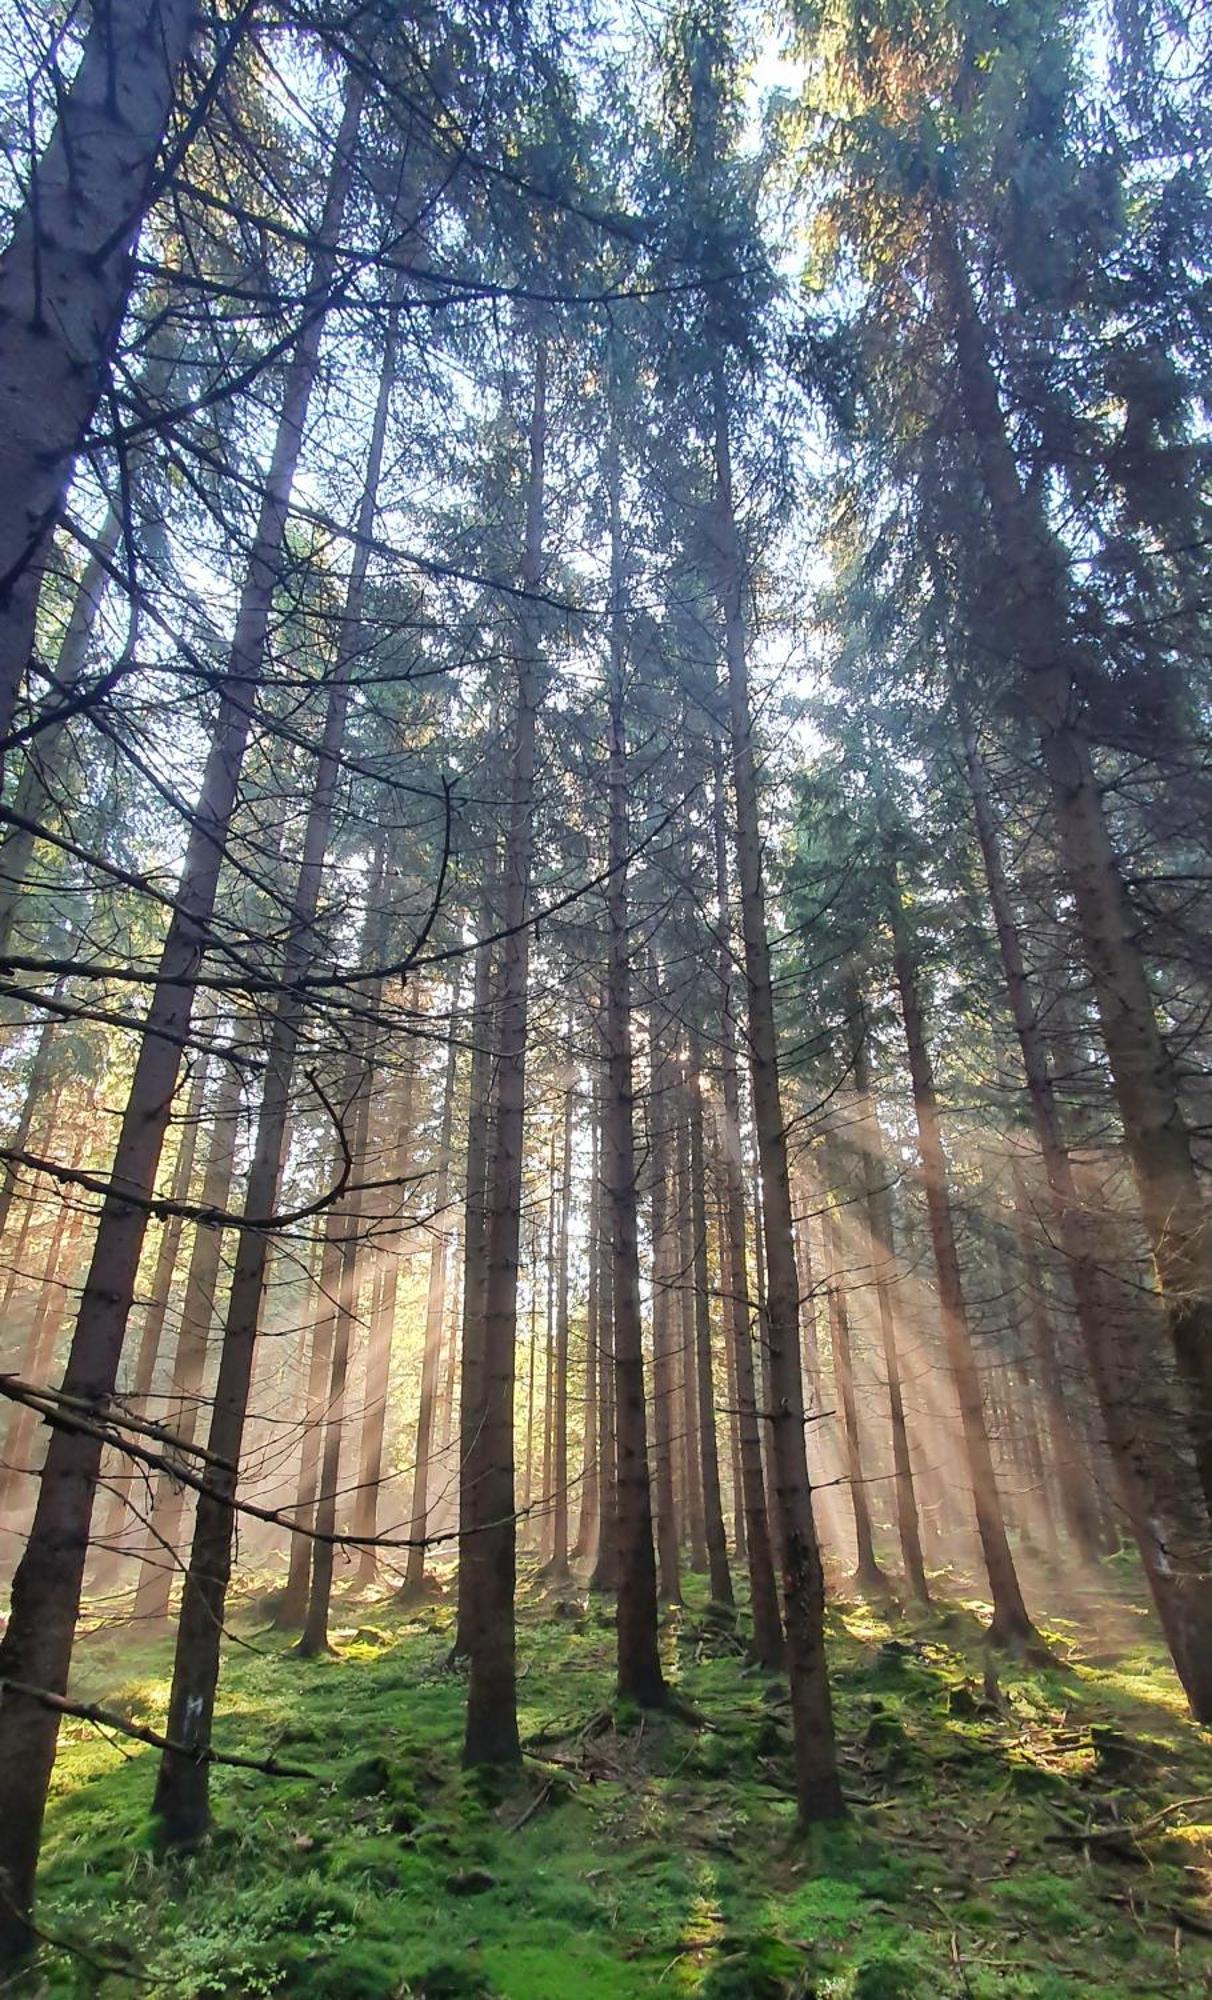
top-left (17, 1560), bottom-right (1212, 1998)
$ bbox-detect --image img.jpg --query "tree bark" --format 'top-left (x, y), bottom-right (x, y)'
top-left (688, 1029), bottom-right (734, 1612)
top-left (648, 987), bottom-right (683, 1605)
top-left (821, 1179), bottom-right (889, 1596)
top-left (885, 832), bottom-right (1036, 1647)
top-left (462, 338), bottom-right (547, 1768)
top-left (603, 411), bottom-right (665, 1709)
top-left (954, 691), bottom-right (1212, 1712)
top-left (571, 1085), bottom-right (601, 1561)
top-left (93, 1040), bottom-right (212, 1565)
top-left (295, 1076), bottom-right (375, 1660)
top-left (0, 1181), bottom-right (87, 1510)
top-left (131, 1044), bottom-right (245, 1622)
top-left (710, 768), bottom-right (782, 1663)
top-left (935, 213), bottom-right (1212, 1527)
top-left (402, 982), bottom-right (461, 1597)
top-left (712, 386), bottom-right (842, 1821)
top-left (0, 76), bottom-right (363, 1946)
top-left (0, 0), bottom-right (203, 756)
top-left (848, 995), bottom-right (929, 1601)
top-left (353, 1258), bottom-right (398, 1585)
top-left (277, 1219), bottom-right (341, 1627)
top-left (546, 1060), bottom-right (574, 1577)
top-left (675, 1084), bottom-right (708, 1570)
top-left (453, 869), bottom-right (500, 1656)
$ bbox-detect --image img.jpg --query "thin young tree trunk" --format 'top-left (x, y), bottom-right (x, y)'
top-left (0, 0), bottom-right (205, 755)
top-left (350, 1040), bottom-right (417, 1588)
top-left (676, 1085), bottom-right (708, 1571)
top-left (849, 995), bottom-right (929, 1602)
top-left (547, 1060), bottom-right (574, 1577)
top-left (0, 1191), bottom-right (87, 1509)
top-left (822, 1183), bottom-right (888, 1596)
top-left (401, 980), bottom-right (461, 1598)
top-left (0, 80), bottom-right (364, 1942)
top-left (885, 834), bottom-right (1035, 1648)
top-left (603, 413), bottom-right (664, 1708)
top-left (719, 1201), bottom-right (746, 1567)
top-left (436, 1240), bottom-right (461, 1469)
top-left (589, 1131), bottom-right (619, 1593)
top-left (453, 879), bottom-right (499, 1656)
top-left (0, 995), bottom-right (68, 1247)
top-left (352, 1254), bottom-right (397, 1583)
top-left (278, 1218), bottom-right (342, 1627)
top-left (0, 509), bottom-right (122, 962)
top-left (93, 1041), bottom-right (212, 1564)
top-left (648, 990), bottom-right (683, 1605)
top-left (131, 1046), bottom-right (245, 1622)
top-left (712, 388), bottom-right (841, 1820)
top-left (751, 1170), bottom-right (783, 1575)
top-left (936, 215), bottom-right (1212, 1525)
top-left (524, 1217), bottom-right (540, 1517)
top-left (296, 1078), bottom-right (375, 1659)
top-left (540, 1124), bottom-right (557, 1560)
top-left (688, 1028), bottom-right (733, 1613)
top-left (572, 1079), bottom-right (601, 1561)
top-left (712, 762), bottom-right (782, 1663)
top-left (1008, 1160), bottom-right (1097, 1557)
top-left (462, 339), bottom-right (547, 1768)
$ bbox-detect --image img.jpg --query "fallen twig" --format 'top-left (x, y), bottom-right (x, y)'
top-left (1, 1678), bottom-right (318, 1780)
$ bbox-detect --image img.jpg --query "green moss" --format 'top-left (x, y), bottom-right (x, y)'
top-left (850, 1942), bottom-right (930, 1999)
top-left (28, 1572), bottom-right (1212, 1999)
top-left (699, 1932), bottom-right (811, 1997)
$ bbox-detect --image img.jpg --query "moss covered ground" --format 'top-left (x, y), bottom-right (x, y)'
top-left (18, 1564), bottom-right (1212, 1997)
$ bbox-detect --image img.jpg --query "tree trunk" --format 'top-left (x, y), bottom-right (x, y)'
top-left (885, 834), bottom-right (1036, 1648)
top-left (277, 1220), bottom-right (342, 1627)
top-left (713, 388), bottom-right (842, 1821)
top-left (296, 1078), bottom-right (375, 1659)
top-left (648, 987), bottom-right (683, 1605)
top-left (719, 1200), bottom-right (746, 1566)
top-left (751, 1171), bottom-right (783, 1575)
top-left (0, 77), bottom-right (364, 1945)
top-left (0, 507), bottom-right (122, 962)
top-left (352, 1252), bottom-right (398, 1585)
top-left (936, 214), bottom-right (1212, 1527)
top-left (462, 338), bottom-right (547, 1768)
top-left (524, 1215), bottom-right (540, 1518)
top-left (675, 1085), bottom-right (708, 1571)
top-left (710, 768), bottom-right (782, 1663)
top-left (131, 1045), bottom-right (245, 1623)
top-left (604, 413), bottom-right (665, 1709)
top-left (573, 1077), bottom-right (602, 1562)
top-left (688, 1029), bottom-right (734, 1613)
top-left (453, 872), bottom-right (500, 1656)
top-left (589, 1129), bottom-right (619, 1593)
top-left (955, 691), bottom-right (1212, 1712)
top-left (0, 1002), bottom-right (66, 1250)
top-left (402, 981), bottom-right (461, 1597)
top-left (0, 1187), bottom-right (87, 1510)
top-left (822, 1181), bottom-right (888, 1596)
top-left (361, 997), bottom-right (421, 1577)
top-left (849, 995), bottom-right (929, 1601)
top-left (93, 1041), bottom-right (212, 1565)
top-left (546, 1060), bottom-right (574, 1577)
top-left (540, 1124), bottom-right (557, 1559)
top-left (0, 0), bottom-right (203, 756)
